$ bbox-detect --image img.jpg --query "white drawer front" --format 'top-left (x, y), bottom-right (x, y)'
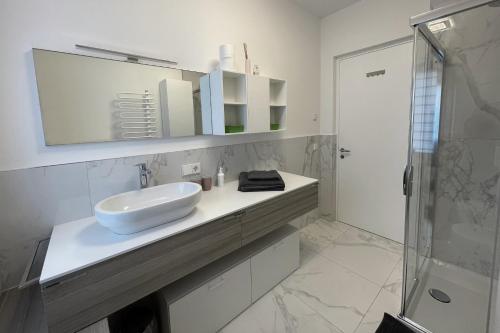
top-left (251, 231), bottom-right (299, 302)
top-left (168, 260), bottom-right (251, 333)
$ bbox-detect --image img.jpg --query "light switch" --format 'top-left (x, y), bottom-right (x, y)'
top-left (182, 162), bottom-right (201, 176)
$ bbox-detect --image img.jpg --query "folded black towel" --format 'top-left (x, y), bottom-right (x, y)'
top-left (238, 171), bottom-right (285, 192)
top-left (247, 170), bottom-right (281, 181)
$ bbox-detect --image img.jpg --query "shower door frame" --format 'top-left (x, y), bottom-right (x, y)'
top-left (399, 1), bottom-right (498, 332)
top-left (398, 26), bottom-right (444, 333)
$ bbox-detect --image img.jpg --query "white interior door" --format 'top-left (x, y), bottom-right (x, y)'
top-left (337, 42), bottom-right (413, 243)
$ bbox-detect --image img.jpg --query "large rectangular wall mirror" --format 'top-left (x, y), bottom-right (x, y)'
top-left (33, 49), bottom-right (212, 145)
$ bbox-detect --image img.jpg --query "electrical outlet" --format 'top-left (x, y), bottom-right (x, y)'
top-left (182, 162), bottom-right (201, 176)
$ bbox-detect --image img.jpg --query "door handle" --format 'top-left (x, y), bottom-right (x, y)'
top-left (339, 147), bottom-right (351, 159)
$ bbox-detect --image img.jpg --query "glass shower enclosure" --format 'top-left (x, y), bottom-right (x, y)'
top-left (400, 1), bottom-right (500, 332)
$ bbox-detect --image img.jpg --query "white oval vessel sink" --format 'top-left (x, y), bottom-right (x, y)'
top-left (95, 182), bottom-right (202, 234)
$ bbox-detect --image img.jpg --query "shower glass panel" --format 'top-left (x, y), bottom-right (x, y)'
top-left (401, 1), bottom-right (500, 333)
top-left (402, 28), bottom-right (443, 315)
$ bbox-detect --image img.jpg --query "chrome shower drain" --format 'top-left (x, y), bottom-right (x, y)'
top-left (429, 288), bottom-right (451, 303)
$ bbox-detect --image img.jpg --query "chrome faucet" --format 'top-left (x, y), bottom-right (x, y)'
top-left (136, 163), bottom-right (152, 189)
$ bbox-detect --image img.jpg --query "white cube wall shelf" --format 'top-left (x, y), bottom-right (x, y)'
top-left (202, 69), bottom-right (287, 135)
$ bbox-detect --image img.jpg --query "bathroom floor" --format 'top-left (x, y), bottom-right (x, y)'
top-left (219, 219), bottom-right (404, 333)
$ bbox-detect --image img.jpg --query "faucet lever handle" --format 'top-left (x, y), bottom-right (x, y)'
top-left (135, 163), bottom-right (151, 188)
top-left (135, 163), bottom-right (148, 171)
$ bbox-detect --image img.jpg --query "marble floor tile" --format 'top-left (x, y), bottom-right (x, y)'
top-left (219, 219), bottom-right (405, 333)
top-left (383, 258), bottom-right (403, 298)
top-left (299, 244), bottom-right (317, 267)
top-left (281, 255), bottom-right (380, 333)
top-left (299, 220), bottom-right (348, 253)
top-left (319, 226), bottom-right (402, 286)
top-left (220, 285), bottom-right (342, 333)
top-left (354, 289), bottom-right (400, 333)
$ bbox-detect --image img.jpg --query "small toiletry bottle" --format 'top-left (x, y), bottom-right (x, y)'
top-left (217, 167), bottom-right (225, 187)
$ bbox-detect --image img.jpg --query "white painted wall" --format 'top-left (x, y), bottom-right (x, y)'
top-left (320, 0), bottom-right (430, 134)
top-left (0, 0), bottom-right (320, 171)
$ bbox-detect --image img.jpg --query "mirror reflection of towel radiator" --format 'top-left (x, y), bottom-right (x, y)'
top-left (116, 90), bottom-right (158, 139)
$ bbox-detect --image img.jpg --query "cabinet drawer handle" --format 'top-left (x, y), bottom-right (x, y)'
top-left (234, 210), bottom-right (246, 218)
top-left (208, 276), bottom-right (225, 291)
top-left (273, 240), bottom-right (286, 251)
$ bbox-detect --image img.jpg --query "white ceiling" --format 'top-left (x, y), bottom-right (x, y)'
top-left (290, 0), bottom-right (361, 18)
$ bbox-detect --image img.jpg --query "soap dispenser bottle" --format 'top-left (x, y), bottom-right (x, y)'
top-left (217, 167), bottom-right (225, 187)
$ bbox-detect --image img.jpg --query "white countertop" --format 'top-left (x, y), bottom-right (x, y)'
top-left (40, 171), bottom-right (317, 284)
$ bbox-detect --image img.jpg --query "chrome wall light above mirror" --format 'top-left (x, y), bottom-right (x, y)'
top-left (32, 48), bottom-right (212, 145)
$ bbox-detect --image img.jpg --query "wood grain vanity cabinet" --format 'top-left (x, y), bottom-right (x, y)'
top-left (241, 183), bottom-right (318, 245)
top-left (41, 183), bottom-right (318, 333)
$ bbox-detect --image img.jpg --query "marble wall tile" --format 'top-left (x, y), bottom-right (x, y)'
top-left (85, 136), bottom-right (322, 209)
top-left (0, 163), bottom-right (92, 292)
top-left (432, 138), bottom-right (500, 276)
top-left (244, 140), bottom-right (287, 172)
top-left (282, 136), bottom-right (320, 179)
top-left (156, 136), bottom-right (320, 186)
top-left (84, 136), bottom-right (322, 214)
top-left (86, 155), bottom-right (155, 210)
top-left (319, 135), bottom-right (336, 220)
top-left (427, 7), bottom-right (500, 277)
top-left (436, 6), bottom-right (500, 141)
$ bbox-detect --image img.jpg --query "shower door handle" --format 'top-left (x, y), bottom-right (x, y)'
top-left (403, 165), bottom-right (413, 196)
top-left (403, 168), bottom-right (408, 196)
